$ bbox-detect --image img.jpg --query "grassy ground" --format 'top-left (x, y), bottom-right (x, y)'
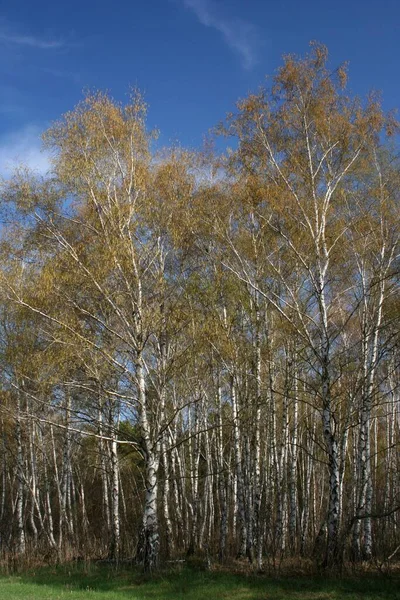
top-left (0, 563), bottom-right (399, 600)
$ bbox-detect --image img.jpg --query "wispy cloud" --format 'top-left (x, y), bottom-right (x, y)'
top-left (0, 126), bottom-right (50, 178)
top-left (40, 66), bottom-right (81, 84)
top-left (182, 0), bottom-right (259, 69)
top-left (0, 19), bottom-right (65, 51)
top-left (0, 32), bottom-right (63, 49)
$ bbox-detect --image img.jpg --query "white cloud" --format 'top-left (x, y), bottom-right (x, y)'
top-left (182, 0), bottom-right (259, 69)
top-left (40, 67), bottom-right (81, 84)
top-left (0, 126), bottom-right (50, 178)
top-left (0, 19), bottom-right (65, 51)
top-left (0, 32), bottom-right (64, 49)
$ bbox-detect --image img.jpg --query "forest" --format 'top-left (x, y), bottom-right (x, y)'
top-left (0, 44), bottom-right (398, 574)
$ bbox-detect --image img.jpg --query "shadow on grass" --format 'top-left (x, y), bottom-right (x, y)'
top-left (4, 563), bottom-right (400, 600)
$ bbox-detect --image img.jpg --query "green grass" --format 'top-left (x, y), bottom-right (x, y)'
top-left (0, 564), bottom-right (399, 600)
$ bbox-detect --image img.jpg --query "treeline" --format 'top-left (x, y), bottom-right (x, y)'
top-left (0, 44), bottom-right (399, 571)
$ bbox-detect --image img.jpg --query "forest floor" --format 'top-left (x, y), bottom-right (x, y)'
top-left (0, 562), bottom-right (399, 600)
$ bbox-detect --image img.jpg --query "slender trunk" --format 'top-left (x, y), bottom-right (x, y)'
top-left (98, 399), bottom-right (111, 545)
top-left (59, 392), bottom-right (71, 557)
top-left (0, 423), bottom-right (6, 523)
top-left (353, 268), bottom-right (385, 560)
top-left (189, 398), bottom-right (201, 554)
top-left (138, 357), bottom-right (160, 572)
top-left (231, 376), bottom-right (247, 557)
top-left (15, 393), bottom-right (25, 555)
top-left (27, 409), bottom-right (38, 547)
top-left (217, 380), bottom-right (228, 562)
top-left (161, 435), bottom-right (174, 558)
top-left (317, 257), bottom-right (341, 568)
top-left (300, 410), bottom-right (315, 556)
top-left (170, 446), bottom-right (184, 549)
top-left (109, 403), bottom-right (120, 560)
top-left (253, 293), bottom-right (263, 567)
top-left (288, 360), bottom-right (298, 555)
top-left (50, 425), bottom-right (62, 556)
top-left (41, 426), bottom-right (56, 550)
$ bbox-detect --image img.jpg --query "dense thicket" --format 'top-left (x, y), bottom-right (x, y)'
top-left (0, 45), bottom-right (399, 571)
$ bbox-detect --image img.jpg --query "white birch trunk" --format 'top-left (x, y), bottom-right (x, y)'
top-left (231, 376), bottom-right (247, 557)
top-left (98, 399), bottom-right (111, 544)
top-left (109, 404), bottom-right (120, 560)
top-left (288, 360), bottom-right (298, 554)
top-left (15, 393), bottom-right (25, 555)
top-left (137, 357), bottom-right (160, 572)
top-left (217, 380), bottom-right (228, 561)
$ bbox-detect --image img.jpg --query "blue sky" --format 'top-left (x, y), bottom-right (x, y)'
top-left (0, 0), bottom-right (399, 175)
